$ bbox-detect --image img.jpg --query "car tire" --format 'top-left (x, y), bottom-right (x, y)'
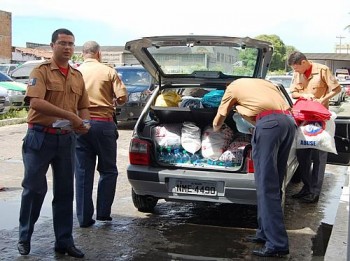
top-left (131, 188), bottom-right (158, 213)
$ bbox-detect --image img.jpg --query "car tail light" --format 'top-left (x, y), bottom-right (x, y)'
top-left (129, 138), bottom-right (151, 165)
top-left (245, 148), bottom-right (255, 173)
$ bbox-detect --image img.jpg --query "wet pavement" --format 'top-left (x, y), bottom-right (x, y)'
top-left (0, 121), bottom-right (348, 260)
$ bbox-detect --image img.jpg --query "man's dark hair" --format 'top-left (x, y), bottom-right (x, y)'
top-left (51, 28), bottom-right (74, 43)
top-left (287, 51), bottom-right (307, 66)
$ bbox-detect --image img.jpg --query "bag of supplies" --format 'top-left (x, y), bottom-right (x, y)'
top-left (155, 91), bottom-right (181, 107)
top-left (296, 111), bottom-right (337, 154)
top-left (181, 122), bottom-right (201, 154)
top-left (201, 124), bottom-right (233, 160)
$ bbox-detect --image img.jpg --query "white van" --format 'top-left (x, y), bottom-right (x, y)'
top-left (335, 68), bottom-right (349, 81)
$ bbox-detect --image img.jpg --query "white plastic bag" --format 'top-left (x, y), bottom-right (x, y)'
top-left (181, 122), bottom-right (201, 154)
top-left (153, 123), bottom-right (182, 148)
top-left (201, 124), bottom-right (233, 160)
top-left (232, 112), bottom-right (255, 134)
top-left (296, 111), bottom-right (337, 154)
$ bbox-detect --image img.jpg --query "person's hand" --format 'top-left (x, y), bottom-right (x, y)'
top-left (213, 114), bottom-right (226, 132)
top-left (302, 93), bottom-right (315, 100)
top-left (70, 116), bottom-right (89, 134)
top-left (114, 96), bottom-right (127, 106)
top-left (313, 98), bottom-right (327, 106)
top-left (212, 123), bottom-right (222, 132)
top-left (74, 124), bottom-right (89, 134)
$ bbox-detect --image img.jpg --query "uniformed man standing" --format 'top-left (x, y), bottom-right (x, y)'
top-left (17, 28), bottom-right (90, 258)
top-left (288, 51), bottom-right (341, 203)
top-left (74, 41), bottom-right (127, 228)
top-left (213, 78), bottom-right (296, 258)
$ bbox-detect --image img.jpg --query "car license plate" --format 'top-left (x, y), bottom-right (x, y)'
top-left (171, 179), bottom-right (217, 196)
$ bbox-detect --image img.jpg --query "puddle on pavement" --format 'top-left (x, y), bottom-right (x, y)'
top-left (0, 194), bottom-right (53, 230)
top-left (130, 223), bottom-right (253, 260)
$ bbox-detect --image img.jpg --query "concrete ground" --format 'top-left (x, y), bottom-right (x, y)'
top-left (0, 117), bottom-right (348, 260)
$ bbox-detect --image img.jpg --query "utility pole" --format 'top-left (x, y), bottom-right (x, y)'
top-left (336, 36), bottom-right (345, 53)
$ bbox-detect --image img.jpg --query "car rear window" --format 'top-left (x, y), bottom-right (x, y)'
top-left (147, 45), bottom-right (260, 77)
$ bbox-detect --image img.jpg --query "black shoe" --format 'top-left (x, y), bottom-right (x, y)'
top-left (252, 246), bottom-right (289, 257)
top-left (55, 245), bottom-right (84, 258)
top-left (292, 189), bottom-right (310, 199)
top-left (96, 216), bottom-right (112, 221)
top-left (301, 194), bottom-right (319, 203)
top-left (80, 219), bottom-right (95, 228)
top-left (245, 235), bottom-right (266, 244)
top-left (17, 241), bottom-right (30, 255)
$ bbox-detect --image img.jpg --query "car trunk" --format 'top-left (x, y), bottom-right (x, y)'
top-left (132, 103), bottom-right (253, 173)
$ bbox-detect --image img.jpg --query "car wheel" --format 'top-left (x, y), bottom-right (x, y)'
top-left (131, 188), bottom-right (158, 213)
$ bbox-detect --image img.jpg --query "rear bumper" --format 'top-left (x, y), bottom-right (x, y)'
top-left (127, 164), bottom-right (258, 205)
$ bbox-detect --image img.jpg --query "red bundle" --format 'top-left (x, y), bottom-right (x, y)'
top-left (291, 98), bottom-right (331, 125)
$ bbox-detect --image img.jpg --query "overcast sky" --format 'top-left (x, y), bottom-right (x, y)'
top-left (2, 0), bottom-right (350, 53)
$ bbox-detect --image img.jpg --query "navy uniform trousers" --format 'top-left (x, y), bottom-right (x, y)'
top-left (19, 129), bottom-right (76, 249)
top-left (296, 148), bottom-right (327, 196)
top-left (252, 113), bottom-right (296, 252)
top-left (75, 120), bottom-right (118, 226)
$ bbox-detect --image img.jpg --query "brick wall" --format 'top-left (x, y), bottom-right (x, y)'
top-left (0, 10), bottom-right (12, 63)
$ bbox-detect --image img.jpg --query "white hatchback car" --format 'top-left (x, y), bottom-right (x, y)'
top-left (124, 35), bottom-right (301, 212)
top-left (125, 35), bottom-right (350, 213)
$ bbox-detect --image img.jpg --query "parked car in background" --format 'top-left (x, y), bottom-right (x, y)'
top-left (124, 35), bottom-right (300, 212)
top-left (0, 63), bottom-right (19, 76)
top-left (9, 60), bottom-right (45, 84)
top-left (266, 75), bottom-right (293, 91)
top-left (344, 82), bottom-right (350, 97)
top-left (0, 71), bottom-right (27, 110)
top-left (0, 86), bottom-right (11, 115)
top-left (114, 65), bottom-right (155, 121)
top-left (266, 75), bottom-right (293, 101)
top-left (330, 81), bottom-right (347, 105)
top-left (335, 68), bottom-right (349, 81)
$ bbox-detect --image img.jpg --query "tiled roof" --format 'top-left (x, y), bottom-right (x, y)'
top-left (305, 53), bottom-right (350, 61)
top-left (15, 47), bottom-right (52, 59)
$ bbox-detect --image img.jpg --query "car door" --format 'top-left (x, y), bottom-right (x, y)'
top-left (328, 114), bottom-right (350, 165)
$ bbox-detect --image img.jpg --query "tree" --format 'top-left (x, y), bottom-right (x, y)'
top-left (71, 53), bottom-right (83, 63)
top-left (255, 34), bottom-right (287, 71)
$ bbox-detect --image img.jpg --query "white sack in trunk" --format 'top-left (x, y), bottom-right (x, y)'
top-left (201, 124), bottom-right (233, 160)
top-left (181, 122), bottom-right (201, 154)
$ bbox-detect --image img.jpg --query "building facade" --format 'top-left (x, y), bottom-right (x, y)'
top-left (0, 10), bottom-right (12, 63)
